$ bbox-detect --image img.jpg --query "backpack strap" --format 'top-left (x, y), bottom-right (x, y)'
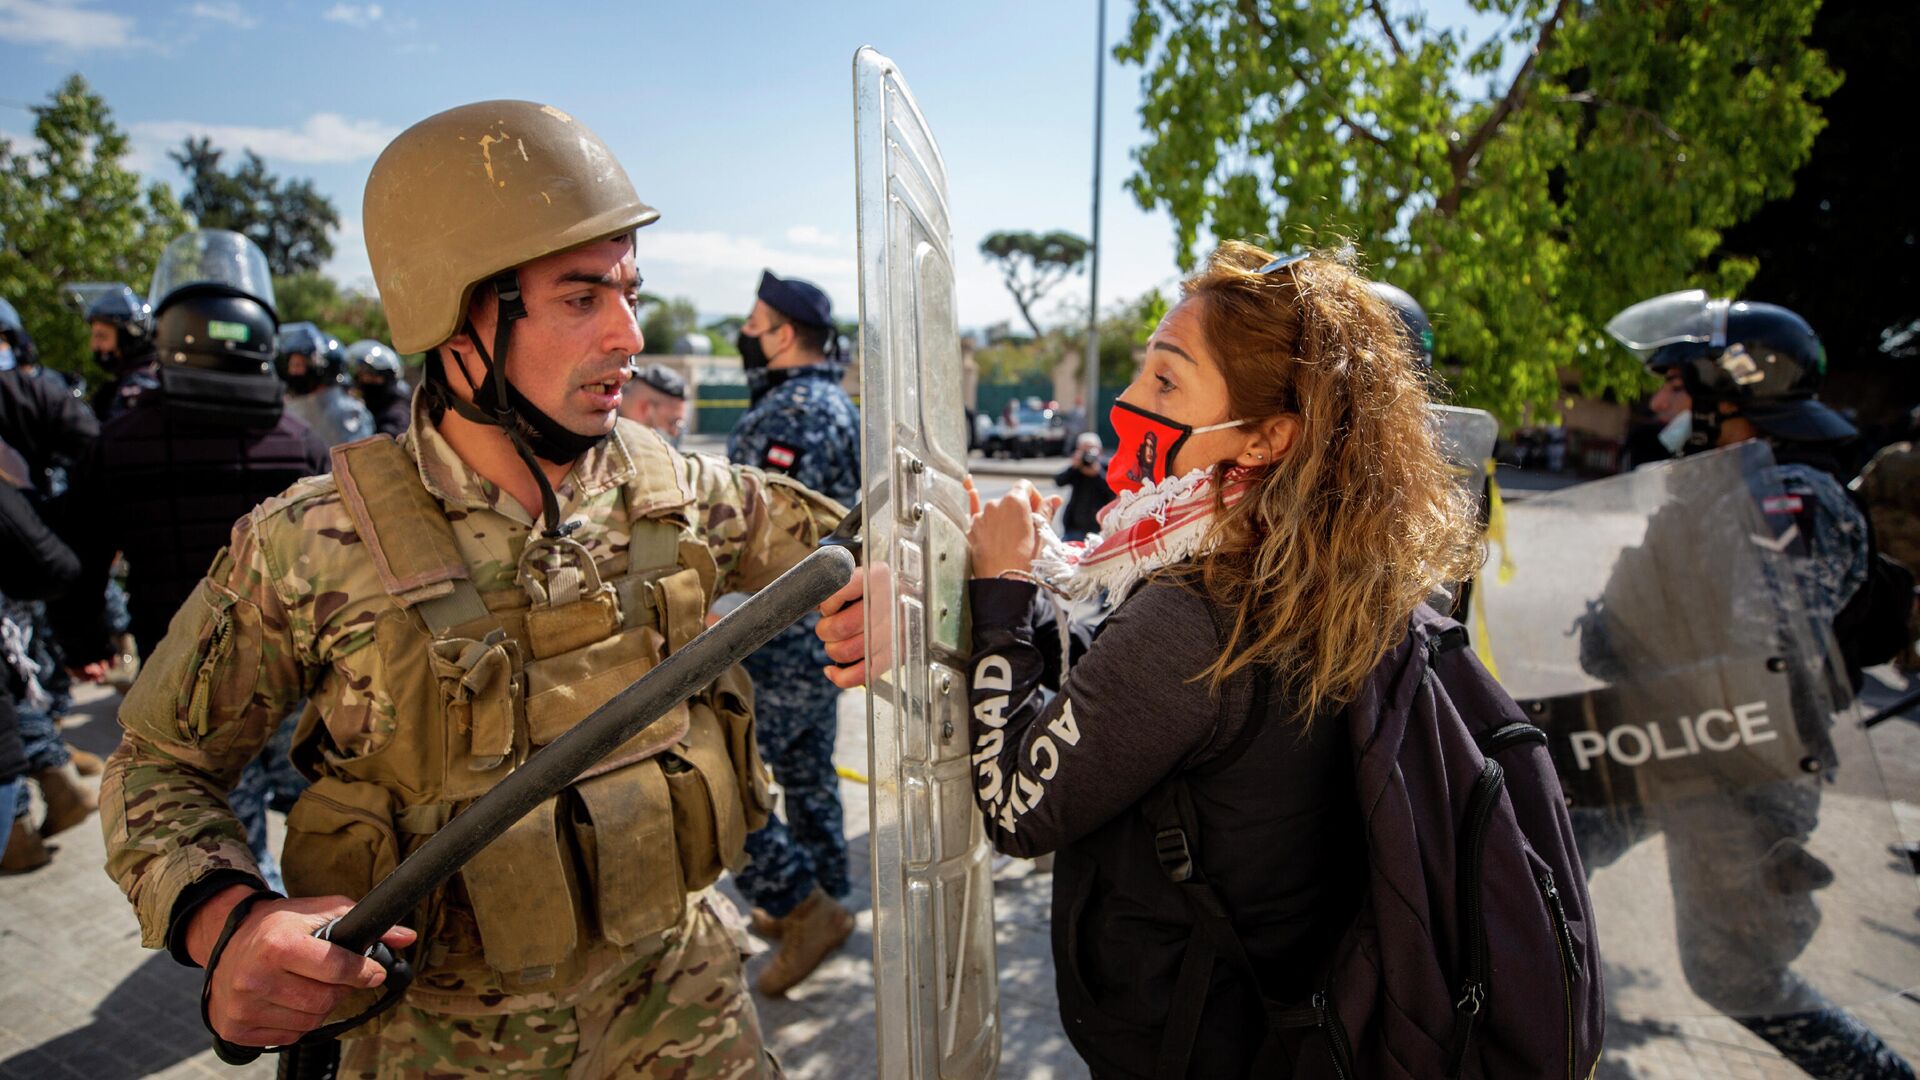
top-left (331, 436), bottom-right (487, 635)
top-left (1142, 672), bottom-right (1289, 1080)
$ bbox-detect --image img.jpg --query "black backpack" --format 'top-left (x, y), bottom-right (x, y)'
top-left (1144, 605), bottom-right (1605, 1078)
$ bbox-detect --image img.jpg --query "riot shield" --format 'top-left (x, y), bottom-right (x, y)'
top-left (1431, 404), bottom-right (1497, 506)
top-left (852, 47), bottom-right (999, 1079)
top-left (1473, 441), bottom-right (1920, 1021)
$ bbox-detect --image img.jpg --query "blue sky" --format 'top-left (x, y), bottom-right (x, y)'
top-left (0, 0), bottom-right (1497, 332)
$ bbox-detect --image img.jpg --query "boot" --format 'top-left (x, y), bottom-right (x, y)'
top-left (36, 763), bottom-right (97, 838)
top-left (67, 746), bottom-right (103, 777)
top-left (750, 906), bottom-right (784, 940)
top-left (754, 887), bottom-right (855, 997)
top-left (2, 816), bottom-right (51, 873)
top-left (105, 632), bottom-right (141, 694)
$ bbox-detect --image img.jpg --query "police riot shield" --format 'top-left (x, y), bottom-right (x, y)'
top-left (1431, 404), bottom-right (1497, 505)
top-left (852, 47), bottom-right (999, 1079)
top-left (1473, 441), bottom-right (1920, 1021)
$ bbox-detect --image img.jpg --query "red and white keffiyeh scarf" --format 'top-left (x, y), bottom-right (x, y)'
top-left (1030, 463), bottom-right (1262, 602)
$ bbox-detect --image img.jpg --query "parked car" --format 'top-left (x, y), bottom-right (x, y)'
top-left (983, 402), bottom-right (1068, 458)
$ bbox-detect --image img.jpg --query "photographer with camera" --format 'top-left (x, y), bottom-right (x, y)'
top-left (1055, 431), bottom-right (1115, 541)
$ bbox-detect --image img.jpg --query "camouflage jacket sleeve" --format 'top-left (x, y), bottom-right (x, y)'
top-left (100, 507), bottom-right (312, 948)
top-left (681, 450), bottom-right (848, 594)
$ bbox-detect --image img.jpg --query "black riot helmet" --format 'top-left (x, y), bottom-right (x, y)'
top-left (150, 230), bottom-right (283, 429)
top-left (276, 321), bottom-right (336, 394)
top-left (0, 297), bottom-right (33, 370)
top-left (86, 284), bottom-right (156, 372)
top-left (343, 339), bottom-right (401, 385)
top-left (1606, 290), bottom-right (1855, 453)
top-left (1368, 281), bottom-right (1434, 375)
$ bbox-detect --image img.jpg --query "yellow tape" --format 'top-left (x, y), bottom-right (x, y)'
top-left (836, 765), bottom-right (869, 785)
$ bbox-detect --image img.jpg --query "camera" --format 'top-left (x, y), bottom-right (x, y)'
top-left (1079, 450), bottom-right (1099, 467)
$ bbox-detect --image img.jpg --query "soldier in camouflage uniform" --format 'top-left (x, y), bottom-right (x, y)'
top-left (1590, 294), bottom-right (1915, 1080)
top-left (1851, 406), bottom-right (1920, 671)
top-left (100, 101), bottom-right (847, 1077)
top-left (726, 271), bottom-right (861, 996)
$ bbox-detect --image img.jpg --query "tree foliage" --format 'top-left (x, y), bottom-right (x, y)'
top-left (173, 136), bottom-right (340, 277)
top-left (1117, 0), bottom-right (1838, 420)
top-left (979, 229), bottom-right (1091, 338)
top-left (1715, 0), bottom-right (1918, 429)
top-left (0, 75), bottom-right (191, 383)
top-left (274, 271), bottom-right (394, 353)
top-left (640, 295), bottom-right (701, 355)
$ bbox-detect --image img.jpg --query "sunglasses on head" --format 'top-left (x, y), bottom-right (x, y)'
top-left (1258, 252), bottom-right (1309, 275)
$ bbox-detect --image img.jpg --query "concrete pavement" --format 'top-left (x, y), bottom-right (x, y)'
top-left (3, 641), bottom-right (1918, 1078)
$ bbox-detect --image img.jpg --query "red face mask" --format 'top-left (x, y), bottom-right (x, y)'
top-left (1107, 399), bottom-right (1244, 494)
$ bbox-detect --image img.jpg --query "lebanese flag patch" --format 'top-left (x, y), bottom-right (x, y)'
top-left (764, 442), bottom-right (801, 471)
top-left (1763, 494), bottom-right (1803, 515)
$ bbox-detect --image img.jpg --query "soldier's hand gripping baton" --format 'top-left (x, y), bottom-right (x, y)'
top-left (211, 544), bottom-right (857, 1066)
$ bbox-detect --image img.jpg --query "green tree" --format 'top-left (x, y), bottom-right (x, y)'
top-left (640, 296), bottom-right (700, 354)
top-left (274, 271), bottom-right (394, 354)
top-left (173, 136), bottom-right (340, 276)
top-left (0, 75), bottom-right (190, 382)
top-left (1118, 0), bottom-right (1838, 420)
top-left (979, 229), bottom-right (1091, 338)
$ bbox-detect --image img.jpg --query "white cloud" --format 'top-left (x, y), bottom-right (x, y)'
top-left (784, 224), bottom-right (841, 249)
top-left (323, 215), bottom-right (376, 292)
top-left (595, 228), bottom-right (854, 320)
top-left (186, 1), bottom-right (255, 28)
top-left (131, 113), bottom-right (399, 165)
top-left (322, 3), bottom-right (383, 27)
top-left (0, 0), bottom-right (133, 50)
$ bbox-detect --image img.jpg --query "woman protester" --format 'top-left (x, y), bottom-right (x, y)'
top-left (961, 243), bottom-right (1482, 1076)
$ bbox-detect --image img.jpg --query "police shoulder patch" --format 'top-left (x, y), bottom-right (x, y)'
top-left (764, 441), bottom-right (803, 472)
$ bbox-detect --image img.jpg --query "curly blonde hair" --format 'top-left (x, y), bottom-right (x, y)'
top-left (1182, 241), bottom-right (1482, 725)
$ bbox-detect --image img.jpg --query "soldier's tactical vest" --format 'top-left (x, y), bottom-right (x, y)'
top-left (280, 433), bottom-right (769, 1012)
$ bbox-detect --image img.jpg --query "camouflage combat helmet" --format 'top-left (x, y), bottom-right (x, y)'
top-left (363, 100), bottom-right (660, 354)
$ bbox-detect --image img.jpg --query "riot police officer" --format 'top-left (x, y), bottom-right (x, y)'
top-left (277, 322), bottom-right (374, 447)
top-left (727, 269), bottom-right (861, 996)
top-left (1579, 291), bottom-right (1916, 1079)
top-left (343, 338), bottom-right (411, 436)
top-left (84, 284), bottom-right (161, 423)
top-left (56, 230), bottom-right (331, 892)
top-left (101, 101), bottom-right (844, 1076)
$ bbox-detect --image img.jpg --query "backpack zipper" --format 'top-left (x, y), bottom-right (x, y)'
top-left (1446, 758), bottom-right (1503, 1077)
top-left (1538, 868), bottom-right (1578, 1080)
top-left (1313, 988), bottom-right (1355, 1079)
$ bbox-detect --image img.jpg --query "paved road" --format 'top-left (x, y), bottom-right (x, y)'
top-left (4, 441), bottom-right (1917, 1077)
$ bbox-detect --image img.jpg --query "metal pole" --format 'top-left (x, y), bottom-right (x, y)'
top-left (1083, 0), bottom-right (1107, 437)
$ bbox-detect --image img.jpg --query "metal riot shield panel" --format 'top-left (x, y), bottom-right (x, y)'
top-left (852, 47), bottom-right (999, 1079)
top-left (1431, 404), bottom-right (1497, 503)
top-left (1473, 441), bottom-right (1920, 1021)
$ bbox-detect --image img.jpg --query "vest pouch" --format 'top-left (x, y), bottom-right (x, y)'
top-left (571, 763), bottom-right (686, 946)
top-left (428, 634), bottom-right (520, 802)
top-left (457, 795), bottom-right (585, 990)
top-left (665, 703), bottom-right (753, 890)
top-left (279, 775), bottom-right (405, 1036)
top-left (712, 664), bottom-right (771, 830)
top-left (281, 774), bottom-right (401, 900)
top-left (523, 624), bottom-right (689, 778)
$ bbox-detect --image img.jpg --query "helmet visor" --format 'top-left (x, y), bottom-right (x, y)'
top-left (150, 230), bottom-right (276, 313)
top-left (1604, 290), bottom-right (1726, 359)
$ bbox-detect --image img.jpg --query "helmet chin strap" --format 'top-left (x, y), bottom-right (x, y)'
top-left (426, 272), bottom-right (576, 539)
